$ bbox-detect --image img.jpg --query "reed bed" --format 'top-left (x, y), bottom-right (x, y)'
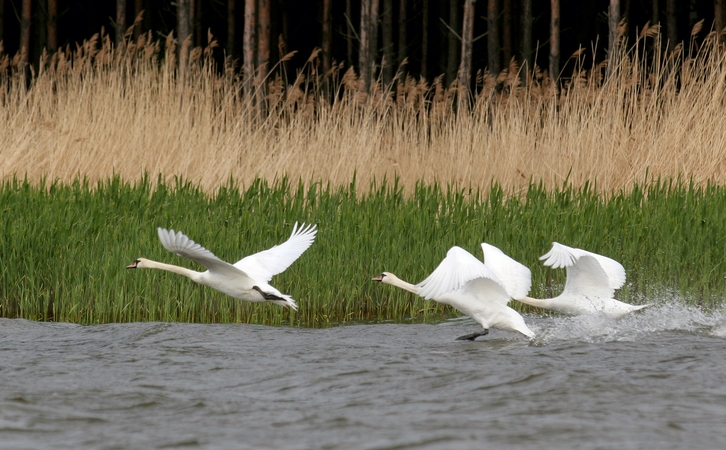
top-left (1, 176), bottom-right (725, 325)
top-left (1, 25), bottom-right (726, 194)
top-left (3, 26), bottom-right (726, 324)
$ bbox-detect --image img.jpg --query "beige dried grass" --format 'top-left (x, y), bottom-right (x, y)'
top-left (2, 27), bottom-right (726, 195)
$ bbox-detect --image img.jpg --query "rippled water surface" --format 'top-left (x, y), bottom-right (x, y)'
top-left (2, 302), bottom-right (726, 449)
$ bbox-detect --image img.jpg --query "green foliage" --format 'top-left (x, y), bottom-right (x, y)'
top-left (2, 175), bottom-right (726, 325)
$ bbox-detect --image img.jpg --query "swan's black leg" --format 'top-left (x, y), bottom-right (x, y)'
top-left (455, 329), bottom-right (489, 341)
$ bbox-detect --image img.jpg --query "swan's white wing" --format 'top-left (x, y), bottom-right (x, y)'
top-left (461, 277), bottom-right (513, 306)
top-left (234, 222), bottom-right (317, 283)
top-left (416, 246), bottom-right (509, 304)
top-left (540, 242), bottom-right (626, 299)
top-left (481, 243), bottom-right (532, 300)
top-left (157, 228), bottom-right (247, 278)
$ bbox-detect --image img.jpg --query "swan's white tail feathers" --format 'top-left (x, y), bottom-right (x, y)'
top-left (269, 293), bottom-right (298, 311)
top-left (630, 303), bottom-right (651, 312)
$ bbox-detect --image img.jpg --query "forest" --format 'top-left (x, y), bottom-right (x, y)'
top-left (1, 1), bottom-right (724, 87)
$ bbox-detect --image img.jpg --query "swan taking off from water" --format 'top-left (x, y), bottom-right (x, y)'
top-left (372, 245), bottom-right (535, 340)
top-left (516, 242), bottom-right (649, 318)
top-left (127, 222), bottom-right (317, 310)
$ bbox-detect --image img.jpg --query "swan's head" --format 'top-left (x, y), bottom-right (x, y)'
top-left (372, 272), bottom-right (396, 284)
top-left (126, 258), bottom-right (151, 269)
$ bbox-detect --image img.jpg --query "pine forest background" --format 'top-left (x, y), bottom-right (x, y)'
top-left (2, 1), bottom-right (725, 88)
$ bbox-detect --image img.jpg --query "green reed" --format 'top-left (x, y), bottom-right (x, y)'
top-left (2, 175), bottom-right (726, 325)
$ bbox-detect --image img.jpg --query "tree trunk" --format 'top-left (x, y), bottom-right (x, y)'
top-left (370, 0), bottom-right (380, 83)
top-left (359, 0), bottom-right (380, 91)
top-left (258, 0), bottom-right (270, 72)
top-left (116, 0), bottom-right (127, 47)
top-left (502, 0), bottom-right (511, 67)
top-left (258, 0), bottom-right (270, 114)
top-left (549, 0), bottom-right (560, 80)
top-left (447, 0), bottom-right (460, 87)
top-left (359, 0), bottom-right (371, 89)
top-left (382, 0), bottom-right (394, 86)
top-left (397, 0), bottom-right (407, 77)
top-left (177, 0), bottom-right (190, 44)
top-left (177, 0), bottom-right (191, 66)
top-left (228, 0), bottom-right (236, 59)
top-left (322, 0), bottom-right (333, 75)
top-left (280, 0), bottom-right (289, 79)
top-left (134, 0), bottom-right (144, 41)
top-left (189, 0), bottom-right (199, 46)
top-left (20, 0), bottom-right (31, 65)
top-left (622, 0), bottom-right (630, 39)
top-left (421, 0), bottom-right (429, 79)
top-left (608, 0), bottom-right (619, 62)
top-left (666, 0), bottom-right (676, 48)
top-left (37, 0), bottom-right (46, 54)
top-left (346, 0), bottom-right (353, 67)
top-left (244, 0), bottom-right (256, 92)
top-left (48, 0), bottom-right (57, 51)
top-left (487, 0), bottom-right (499, 75)
top-left (197, 0), bottom-right (204, 46)
top-left (521, 0), bottom-right (532, 78)
top-left (0, 0), bottom-right (4, 48)
top-left (715, 0), bottom-right (725, 40)
top-left (458, 0), bottom-right (475, 111)
top-left (651, 0), bottom-right (658, 25)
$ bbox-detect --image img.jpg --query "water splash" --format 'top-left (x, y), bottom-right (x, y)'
top-left (530, 299), bottom-right (726, 345)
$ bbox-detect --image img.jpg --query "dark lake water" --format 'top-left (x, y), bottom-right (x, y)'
top-left (1, 301), bottom-right (726, 449)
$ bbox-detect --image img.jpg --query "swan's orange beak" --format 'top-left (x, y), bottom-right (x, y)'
top-left (372, 275), bottom-right (383, 282)
top-left (126, 261), bottom-right (139, 269)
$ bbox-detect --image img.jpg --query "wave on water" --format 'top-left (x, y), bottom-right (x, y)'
top-left (531, 299), bottom-right (726, 345)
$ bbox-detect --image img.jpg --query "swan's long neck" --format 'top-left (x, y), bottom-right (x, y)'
top-left (139, 259), bottom-right (204, 282)
top-left (384, 274), bottom-right (421, 295)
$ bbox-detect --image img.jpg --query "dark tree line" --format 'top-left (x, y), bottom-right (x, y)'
top-left (1, 1), bottom-right (724, 86)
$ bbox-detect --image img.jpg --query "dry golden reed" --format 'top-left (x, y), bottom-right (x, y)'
top-left (2, 24), bottom-right (726, 194)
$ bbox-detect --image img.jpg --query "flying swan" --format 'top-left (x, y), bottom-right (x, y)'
top-left (372, 245), bottom-right (535, 340)
top-left (516, 242), bottom-right (650, 318)
top-left (127, 222), bottom-right (317, 310)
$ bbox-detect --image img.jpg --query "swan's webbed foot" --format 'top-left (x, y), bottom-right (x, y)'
top-left (455, 330), bottom-right (489, 341)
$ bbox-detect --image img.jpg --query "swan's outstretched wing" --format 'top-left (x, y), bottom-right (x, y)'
top-left (234, 222), bottom-right (317, 283)
top-left (416, 246), bottom-right (510, 304)
top-left (481, 243), bottom-right (532, 300)
top-left (540, 242), bottom-right (626, 299)
top-left (157, 228), bottom-right (247, 278)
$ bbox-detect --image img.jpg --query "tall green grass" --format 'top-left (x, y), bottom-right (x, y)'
top-left (2, 175), bottom-right (726, 325)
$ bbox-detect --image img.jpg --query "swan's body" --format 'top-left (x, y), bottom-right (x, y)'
top-left (516, 242), bottom-right (649, 318)
top-left (127, 223), bottom-right (317, 310)
top-left (373, 246), bottom-right (535, 340)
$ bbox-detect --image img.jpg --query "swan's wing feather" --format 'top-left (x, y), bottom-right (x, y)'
top-left (541, 242), bottom-right (625, 298)
top-left (416, 246), bottom-right (509, 304)
top-left (539, 242), bottom-right (580, 268)
top-left (157, 228), bottom-right (247, 278)
top-left (234, 222), bottom-right (317, 282)
top-left (481, 243), bottom-right (532, 300)
top-left (587, 252), bottom-right (626, 290)
top-left (462, 277), bottom-right (513, 306)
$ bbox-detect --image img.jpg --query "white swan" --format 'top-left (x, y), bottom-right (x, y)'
top-left (127, 222), bottom-right (317, 310)
top-left (516, 242), bottom-right (650, 318)
top-left (372, 245), bottom-right (535, 340)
